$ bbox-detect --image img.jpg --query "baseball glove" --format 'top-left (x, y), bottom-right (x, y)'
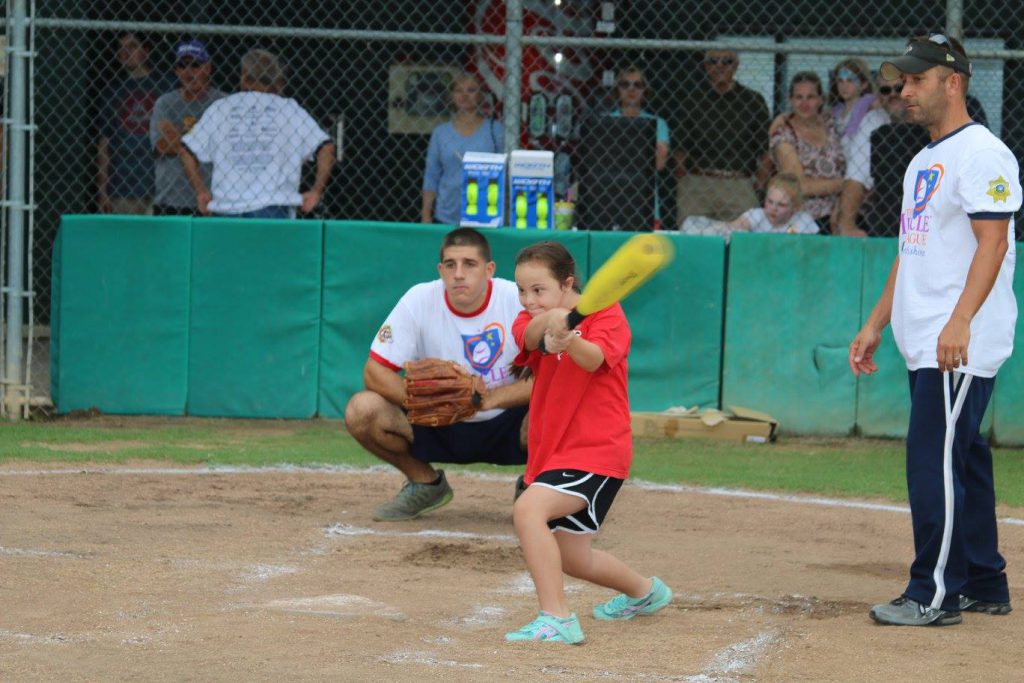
top-left (403, 358), bottom-right (486, 427)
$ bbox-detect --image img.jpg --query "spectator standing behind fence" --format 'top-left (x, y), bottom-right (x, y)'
top-left (97, 32), bottom-right (174, 215)
top-left (607, 65), bottom-right (669, 228)
top-left (672, 49), bottom-right (769, 225)
top-left (149, 40), bottom-right (224, 216)
top-left (179, 49), bottom-right (335, 218)
top-left (770, 72), bottom-right (845, 232)
top-left (834, 74), bottom-right (930, 237)
top-left (421, 73), bottom-right (501, 225)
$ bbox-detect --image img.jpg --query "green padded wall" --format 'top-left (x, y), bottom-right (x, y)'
top-left (589, 233), bottom-right (724, 411)
top-left (855, 239), bottom-right (909, 437)
top-left (51, 215), bottom-right (191, 414)
top-left (992, 251), bottom-right (1024, 445)
top-left (187, 218), bottom-right (322, 417)
top-left (319, 222), bottom-right (451, 417)
top-left (723, 233), bottom-right (863, 435)
top-left (487, 229), bottom-right (590, 282)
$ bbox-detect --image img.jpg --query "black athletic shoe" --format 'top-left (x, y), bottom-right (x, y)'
top-left (959, 595), bottom-right (1012, 615)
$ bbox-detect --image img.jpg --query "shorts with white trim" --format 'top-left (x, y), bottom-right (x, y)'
top-left (904, 369), bottom-right (1008, 612)
top-left (531, 469), bottom-right (624, 534)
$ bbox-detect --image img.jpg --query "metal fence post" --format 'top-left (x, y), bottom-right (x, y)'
top-left (946, 0), bottom-right (964, 41)
top-left (502, 0), bottom-right (522, 154)
top-left (3, 0), bottom-right (29, 420)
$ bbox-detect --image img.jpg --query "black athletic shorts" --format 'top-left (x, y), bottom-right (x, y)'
top-left (531, 469), bottom-right (624, 534)
top-left (411, 405), bottom-right (527, 466)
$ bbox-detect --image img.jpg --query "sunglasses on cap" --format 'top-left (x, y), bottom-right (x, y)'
top-left (836, 68), bottom-right (859, 82)
top-left (617, 80), bottom-right (645, 90)
top-left (704, 57), bottom-right (735, 66)
top-left (878, 84), bottom-right (903, 96)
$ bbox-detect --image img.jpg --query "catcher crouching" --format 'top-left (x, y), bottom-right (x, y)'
top-left (343, 228), bottom-right (532, 521)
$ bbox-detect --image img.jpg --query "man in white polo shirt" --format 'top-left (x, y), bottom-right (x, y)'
top-left (849, 34), bottom-right (1020, 627)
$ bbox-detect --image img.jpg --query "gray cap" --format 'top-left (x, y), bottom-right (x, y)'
top-left (880, 37), bottom-right (972, 81)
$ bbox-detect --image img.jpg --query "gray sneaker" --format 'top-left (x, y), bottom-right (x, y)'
top-left (869, 596), bottom-right (961, 626)
top-left (959, 595), bottom-right (1012, 615)
top-left (373, 470), bottom-right (453, 521)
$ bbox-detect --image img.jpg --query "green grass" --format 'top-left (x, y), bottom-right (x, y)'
top-left (3, 418), bottom-right (1024, 508)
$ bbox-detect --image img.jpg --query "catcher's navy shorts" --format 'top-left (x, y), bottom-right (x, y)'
top-left (531, 469), bottom-right (624, 534)
top-left (411, 405), bottom-right (527, 466)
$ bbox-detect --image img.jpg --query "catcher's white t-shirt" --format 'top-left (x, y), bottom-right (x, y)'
top-left (892, 123), bottom-right (1020, 377)
top-left (182, 91), bottom-right (329, 214)
top-left (370, 278), bottom-right (523, 422)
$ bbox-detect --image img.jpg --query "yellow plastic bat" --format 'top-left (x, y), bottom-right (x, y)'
top-left (567, 232), bottom-right (675, 328)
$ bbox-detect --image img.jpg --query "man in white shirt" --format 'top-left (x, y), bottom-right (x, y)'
top-left (849, 35), bottom-right (1020, 627)
top-left (180, 49), bottom-right (335, 218)
top-left (345, 228), bottom-right (532, 521)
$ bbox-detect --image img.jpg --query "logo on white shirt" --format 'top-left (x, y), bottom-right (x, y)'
top-left (462, 322), bottom-right (505, 373)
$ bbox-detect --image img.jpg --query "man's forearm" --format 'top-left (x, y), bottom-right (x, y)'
top-left (866, 257), bottom-right (899, 332)
top-left (482, 378), bottom-right (533, 410)
top-left (364, 359), bottom-right (406, 406)
top-left (178, 147), bottom-right (207, 195)
top-left (311, 143), bottom-right (336, 194)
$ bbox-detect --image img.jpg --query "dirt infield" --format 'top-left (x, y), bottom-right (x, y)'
top-left (1, 465), bottom-right (1022, 681)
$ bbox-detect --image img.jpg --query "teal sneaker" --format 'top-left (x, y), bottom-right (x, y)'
top-left (505, 612), bottom-right (585, 644)
top-left (593, 577), bottom-right (673, 621)
top-left (372, 470), bottom-right (453, 521)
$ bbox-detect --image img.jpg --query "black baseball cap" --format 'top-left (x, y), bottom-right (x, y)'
top-left (880, 35), bottom-right (972, 80)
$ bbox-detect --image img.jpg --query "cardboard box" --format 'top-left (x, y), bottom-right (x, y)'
top-left (509, 150), bottom-right (555, 230)
top-left (460, 152), bottom-right (507, 229)
top-left (631, 405), bottom-right (778, 444)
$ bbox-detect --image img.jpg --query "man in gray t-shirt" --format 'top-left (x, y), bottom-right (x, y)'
top-left (150, 39), bottom-right (224, 215)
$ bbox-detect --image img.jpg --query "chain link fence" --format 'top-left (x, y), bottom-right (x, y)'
top-left (4, 0), bottom-right (1023, 416)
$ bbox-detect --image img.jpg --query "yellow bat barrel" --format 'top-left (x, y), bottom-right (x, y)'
top-left (572, 233), bottom-right (674, 322)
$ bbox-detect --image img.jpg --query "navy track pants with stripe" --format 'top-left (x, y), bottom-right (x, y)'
top-left (903, 369), bottom-right (1009, 612)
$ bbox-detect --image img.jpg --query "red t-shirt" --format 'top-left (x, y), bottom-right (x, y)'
top-left (512, 305), bottom-right (632, 484)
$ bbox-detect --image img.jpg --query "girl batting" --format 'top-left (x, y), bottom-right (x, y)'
top-left (505, 241), bottom-right (671, 644)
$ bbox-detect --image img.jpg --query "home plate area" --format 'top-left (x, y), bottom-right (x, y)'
top-left (0, 466), bottom-right (1021, 681)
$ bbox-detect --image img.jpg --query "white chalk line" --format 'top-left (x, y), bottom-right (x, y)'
top-left (325, 522), bottom-right (515, 543)
top-left (0, 546), bottom-right (86, 559)
top-left (3, 463), bottom-right (1022, 527)
top-left (686, 630), bottom-right (780, 683)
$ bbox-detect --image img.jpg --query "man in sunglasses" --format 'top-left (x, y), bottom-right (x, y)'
top-left (834, 74), bottom-right (929, 237)
top-left (151, 39), bottom-right (224, 216)
top-left (671, 49), bottom-right (770, 226)
top-left (850, 34), bottom-right (1019, 627)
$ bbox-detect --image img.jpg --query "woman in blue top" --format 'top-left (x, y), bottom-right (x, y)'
top-left (608, 66), bottom-right (670, 226)
top-left (421, 73), bottom-right (501, 225)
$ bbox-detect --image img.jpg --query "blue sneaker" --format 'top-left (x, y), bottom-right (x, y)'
top-left (593, 577), bottom-right (673, 621)
top-left (505, 612), bottom-right (585, 644)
